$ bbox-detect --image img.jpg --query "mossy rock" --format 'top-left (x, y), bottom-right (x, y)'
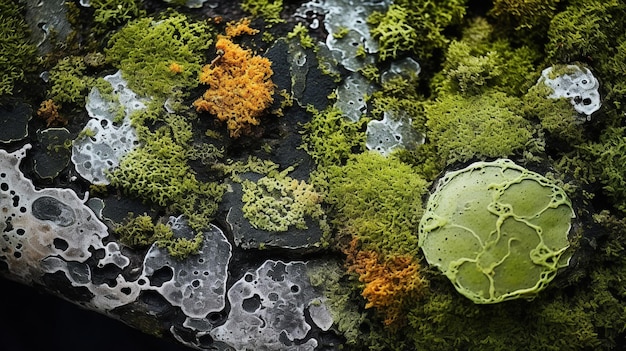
top-left (419, 159), bottom-right (575, 304)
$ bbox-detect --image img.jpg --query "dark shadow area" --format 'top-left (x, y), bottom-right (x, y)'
top-left (0, 278), bottom-right (192, 351)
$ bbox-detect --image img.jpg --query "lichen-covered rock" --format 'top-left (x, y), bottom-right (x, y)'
top-left (419, 159), bottom-right (575, 304)
top-left (538, 64), bottom-right (601, 120)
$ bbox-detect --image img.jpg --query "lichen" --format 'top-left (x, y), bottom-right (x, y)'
top-left (419, 159), bottom-right (575, 304)
top-left (241, 0), bottom-right (284, 25)
top-left (241, 169), bottom-right (328, 233)
top-left (193, 33), bottom-right (275, 138)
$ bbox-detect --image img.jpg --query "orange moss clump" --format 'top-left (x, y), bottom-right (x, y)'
top-left (224, 18), bottom-right (259, 38)
top-left (345, 238), bottom-right (426, 326)
top-left (36, 99), bottom-right (66, 126)
top-left (193, 36), bottom-right (275, 138)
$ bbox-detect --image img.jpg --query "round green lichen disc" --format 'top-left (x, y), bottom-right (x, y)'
top-left (418, 159), bottom-right (575, 304)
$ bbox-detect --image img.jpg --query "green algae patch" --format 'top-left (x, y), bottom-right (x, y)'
top-left (419, 159), bottom-right (574, 304)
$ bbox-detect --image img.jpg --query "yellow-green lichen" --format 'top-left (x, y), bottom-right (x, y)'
top-left (419, 159), bottom-right (575, 304)
top-left (241, 170), bottom-right (328, 233)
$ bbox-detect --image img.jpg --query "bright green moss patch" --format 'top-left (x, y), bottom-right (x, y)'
top-left (326, 152), bottom-right (429, 256)
top-left (432, 18), bottom-right (539, 97)
top-left (47, 56), bottom-right (95, 106)
top-left (0, 2), bottom-right (37, 96)
top-left (419, 159), bottom-right (574, 304)
top-left (300, 106), bottom-right (367, 168)
top-left (425, 91), bottom-right (533, 164)
top-left (368, 0), bottom-right (466, 62)
top-left (105, 13), bottom-right (214, 100)
top-left (90, 0), bottom-right (145, 34)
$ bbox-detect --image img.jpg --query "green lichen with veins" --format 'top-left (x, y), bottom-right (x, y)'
top-left (419, 159), bottom-right (574, 304)
top-left (0, 2), bottom-right (37, 96)
top-left (241, 169), bottom-right (329, 233)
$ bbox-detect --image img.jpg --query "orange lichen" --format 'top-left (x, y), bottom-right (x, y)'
top-left (345, 238), bottom-right (426, 326)
top-left (169, 62), bottom-right (183, 74)
top-left (224, 18), bottom-right (259, 38)
top-left (193, 36), bottom-right (275, 138)
top-left (36, 99), bottom-right (67, 126)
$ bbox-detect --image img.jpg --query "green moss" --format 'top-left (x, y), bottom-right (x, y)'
top-left (489, 0), bottom-right (561, 30)
top-left (306, 260), bottom-right (368, 347)
top-left (431, 19), bottom-right (539, 97)
top-left (114, 214), bottom-right (203, 259)
top-left (425, 91), bottom-right (533, 164)
top-left (241, 169), bottom-right (329, 233)
top-left (241, 0), bottom-right (284, 25)
top-left (0, 2), bottom-right (37, 96)
top-left (90, 0), bottom-right (145, 34)
top-left (545, 1), bottom-right (626, 63)
top-left (570, 127), bottom-right (626, 213)
top-left (367, 0), bottom-right (466, 62)
top-left (300, 106), bottom-right (367, 168)
top-left (325, 152), bottom-right (429, 256)
top-left (287, 23), bottom-right (315, 50)
top-left (47, 56), bottom-right (94, 106)
top-left (368, 4), bottom-right (418, 61)
top-left (105, 13), bottom-right (214, 100)
top-left (523, 82), bottom-right (585, 145)
top-left (108, 103), bottom-right (226, 233)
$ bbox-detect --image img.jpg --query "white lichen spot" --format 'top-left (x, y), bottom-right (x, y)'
top-left (539, 64), bottom-right (601, 121)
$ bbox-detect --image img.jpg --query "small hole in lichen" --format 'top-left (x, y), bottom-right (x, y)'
top-left (13, 251), bottom-right (21, 258)
top-left (53, 238), bottom-right (69, 251)
top-left (121, 287), bottom-right (132, 295)
top-left (290, 285), bottom-right (300, 293)
top-left (192, 279), bottom-right (201, 288)
top-left (244, 273), bottom-right (253, 282)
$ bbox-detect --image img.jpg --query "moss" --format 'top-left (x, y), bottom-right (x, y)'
top-left (545, 1), bottom-right (626, 63)
top-left (47, 56), bottom-right (94, 106)
top-left (425, 91), bottom-right (533, 164)
top-left (368, 4), bottom-right (418, 61)
top-left (300, 106), bottom-right (367, 168)
top-left (241, 0), bottom-right (284, 25)
top-left (489, 0), bottom-right (561, 30)
top-left (286, 23), bottom-right (315, 50)
top-left (90, 0), bottom-right (145, 35)
top-left (108, 102), bottom-right (226, 232)
top-left (325, 152), bottom-right (429, 256)
top-left (0, 2), bottom-right (37, 96)
top-left (431, 18), bottom-right (539, 97)
top-left (367, 0), bottom-right (466, 62)
top-left (522, 82), bottom-right (585, 145)
top-left (105, 13), bottom-right (214, 100)
top-left (567, 127), bottom-right (626, 213)
top-left (114, 214), bottom-right (202, 259)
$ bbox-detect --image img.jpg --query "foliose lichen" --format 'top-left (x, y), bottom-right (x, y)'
top-left (419, 159), bottom-right (575, 304)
